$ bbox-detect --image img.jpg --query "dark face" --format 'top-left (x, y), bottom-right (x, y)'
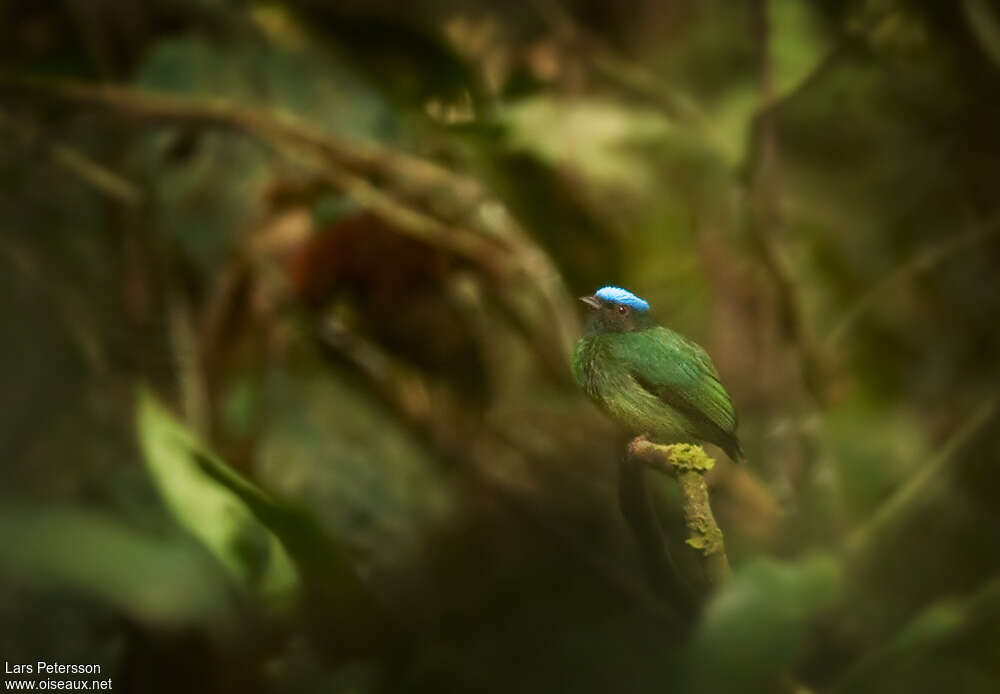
top-left (580, 296), bottom-right (653, 334)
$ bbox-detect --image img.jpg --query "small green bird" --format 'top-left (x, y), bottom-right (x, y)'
top-left (572, 286), bottom-right (744, 462)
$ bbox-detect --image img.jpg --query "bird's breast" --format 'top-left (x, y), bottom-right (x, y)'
top-left (574, 336), bottom-right (695, 441)
top-left (576, 339), bottom-right (637, 403)
top-left (575, 338), bottom-right (611, 398)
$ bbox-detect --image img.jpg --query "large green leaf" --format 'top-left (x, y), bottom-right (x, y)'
top-left (191, 424), bottom-right (371, 602)
top-left (686, 554), bottom-right (842, 693)
top-left (500, 96), bottom-right (672, 192)
top-left (136, 388), bottom-right (390, 659)
top-left (136, 389), bottom-right (300, 605)
top-left (0, 506), bottom-right (235, 629)
top-left (833, 577), bottom-right (1000, 693)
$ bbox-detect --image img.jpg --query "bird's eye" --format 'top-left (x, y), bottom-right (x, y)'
top-left (616, 304), bottom-right (629, 315)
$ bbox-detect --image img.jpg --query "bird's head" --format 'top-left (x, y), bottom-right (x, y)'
top-left (580, 286), bottom-right (655, 334)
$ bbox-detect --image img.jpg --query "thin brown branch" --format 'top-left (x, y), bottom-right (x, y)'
top-left (827, 221), bottom-right (1000, 349)
top-left (0, 74), bottom-right (507, 267)
top-left (844, 397), bottom-right (997, 558)
top-left (534, 1), bottom-right (708, 128)
top-left (0, 73), bottom-right (581, 371)
top-left (0, 108), bottom-right (143, 204)
top-left (832, 575), bottom-right (1000, 693)
top-left (746, 0), bottom-right (832, 407)
top-left (167, 289), bottom-right (211, 437)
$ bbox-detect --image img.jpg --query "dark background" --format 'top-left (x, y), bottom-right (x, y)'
top-left (2, 1), bottom-right (1000, 692)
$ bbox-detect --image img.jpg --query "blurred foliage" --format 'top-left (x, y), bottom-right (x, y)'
top-left (688, 554), bottom-right (841, 693)
top-left (137, 389), bottom-right (301, 603)
top-left (2, 0), bottom-right (1000, 692)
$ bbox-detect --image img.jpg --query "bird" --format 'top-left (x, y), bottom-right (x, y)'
top-left (572, 286), bottom-right (744, 463)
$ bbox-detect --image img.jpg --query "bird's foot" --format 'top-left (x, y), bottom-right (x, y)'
top-left (627, 434), bottom-right (663, 470)
top-left (626, 434), bottom-right (649, 455)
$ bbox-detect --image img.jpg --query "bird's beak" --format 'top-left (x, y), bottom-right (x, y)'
top-left (579, 295), bottom-right (602, 310)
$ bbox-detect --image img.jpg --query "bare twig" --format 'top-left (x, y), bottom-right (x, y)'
top-left (844, 398), bottom-right (997, 558)
top-left (0, 74), bottom-right (506, 264)
top-left (832, 575), bottom-right (1000, 693)
top-left (167, 289), bottom-right (211, 436)
top-left (746, 0), bottom-right (831, 407)
top-left (0, 236), bottom-right (107, 372)
top-left (827, 222), bottom-right (1000, 349)
top-left (0, 108), bottom-right (143, 204)
top-left (534, 1), bottom-right (708, 128)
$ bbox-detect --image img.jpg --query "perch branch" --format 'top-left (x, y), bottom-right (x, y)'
top-left (627, 437), bottom-right (731, 589)
top-left (316, 319), bottom-right (681, 624)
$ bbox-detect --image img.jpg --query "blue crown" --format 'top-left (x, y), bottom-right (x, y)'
top-left (595, 286), bottom-right (650, 312)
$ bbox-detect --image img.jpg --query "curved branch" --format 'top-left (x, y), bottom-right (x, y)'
top-left (844, 397), bottom-right (997, 558)
top-left (832, 576), bottom-right (1000, 693)
top-left (827, 222), bottom-right (1000, 350)
top-left (0, 73), bottom-right (581, 374)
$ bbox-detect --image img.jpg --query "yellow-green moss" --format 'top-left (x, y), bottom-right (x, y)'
top-left (665, 443), bottom-right (715, 473)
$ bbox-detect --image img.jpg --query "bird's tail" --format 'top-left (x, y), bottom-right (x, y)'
top-left (723, 436), bottom-right (745, 464)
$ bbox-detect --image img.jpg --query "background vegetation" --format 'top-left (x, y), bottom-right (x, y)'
top-left (3, 1), bottom-right (1000, 692)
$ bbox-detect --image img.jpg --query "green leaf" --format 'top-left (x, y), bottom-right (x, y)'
top-left (705, 84), bottom-right (759, 170)
top-left (702, 0), bottom-right (832, 169)
top-left (191, 428), bottom-right (366, 600)
top-left (686, 554), bottom-right (841, 693)
top-left (771, 0), bottom-right (832, 100)
top-left (0, 506), bottom-right (235, 629)
top-left (136, 388), bottom-right (300, 605)
top-left (832, 578), bottom-right (1000, 693)
top-left (500, 96), bottom-right (672, 191)
top-left (138, 387), bottom-right (394, 659)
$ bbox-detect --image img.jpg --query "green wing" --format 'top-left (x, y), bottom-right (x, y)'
top-left (612, 327), bottom-right (738, 438)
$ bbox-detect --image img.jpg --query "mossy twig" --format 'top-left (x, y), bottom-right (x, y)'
top-left (630, 438), bottom-right (813, 694)
top-left (627, 437), bottom-right (731, 589)
top-left (0, 72), bottom-right (580, 377)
